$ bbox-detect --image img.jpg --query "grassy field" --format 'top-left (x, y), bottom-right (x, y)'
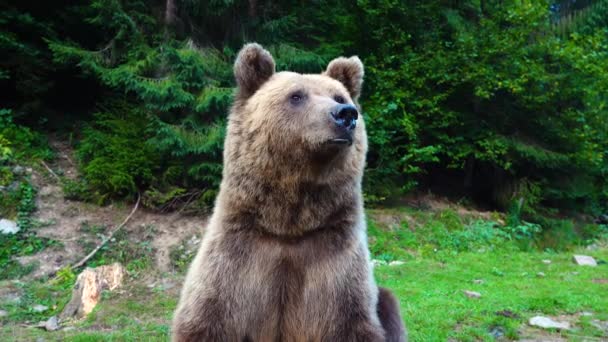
top-left (379, 249), bottom-right (608, 341)
top-left (1, 207), bottom-right (607, 341)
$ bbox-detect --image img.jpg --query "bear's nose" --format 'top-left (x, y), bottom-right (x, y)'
top-left (331, 104), bottom-right (358, 131)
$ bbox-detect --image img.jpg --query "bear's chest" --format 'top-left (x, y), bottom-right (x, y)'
top-left (222, 228), bottom-right (362, 340)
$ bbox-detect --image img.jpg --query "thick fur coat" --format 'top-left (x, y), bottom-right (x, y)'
top-left (172, 43), bottom-right (406, 342)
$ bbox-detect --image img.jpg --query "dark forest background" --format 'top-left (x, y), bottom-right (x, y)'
top-left (2, 0), bottom-right (608, 221)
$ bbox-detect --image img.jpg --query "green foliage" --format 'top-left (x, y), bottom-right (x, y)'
top-left (0, 133), bottom-right (13, 186)
top-left (3, 0), bottom-right (608, 218)
top-left (0, 109), bottom-right (52, 161)
top-left (0, 182), bottom-right (56, 280)
top-left (76, 103), bottom-right (159, 201)
top-left (358, 1), bottom-right (608, 214)
top-left (169, 240), bottom-right (196, 273)
top-left (368, 206), bottom-right (605, 262)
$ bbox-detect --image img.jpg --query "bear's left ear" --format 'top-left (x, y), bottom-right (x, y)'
top-left (324, 56), bottom-right (364, 100)
top-left (234, 43), bottom-right (276, 100)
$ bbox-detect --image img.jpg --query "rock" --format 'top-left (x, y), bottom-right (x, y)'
top-left (537, 272), bottom-right (545, 278)
top-left (159, 279), bottom-right (175, 291)
top-left (41, 316), bottom-right (59, 331)
top-left (0, 219), bottom-right (19, 235)
top-left (60, 263), bottom-right (126, 320)
top-left (463, 290), bottom-right (481, 299)
top-left (7, 181), bottom-right (19, 192)
top-left (32, 304), bottom-right (49, 313)
top-left (581, 311), bottom-right (593, 317)
top-left (0, 309), bottom-right (7, 317)
top-left (529, 316), bottom-right (570, 330)
top-left (489, 326), bottom-right (505, 339)
top-left (12, 165), bottom-right (25, 175)
top-left (472, 279), bottom-right (484, 284)
top-left (541, 259), bottom-right (551, 264)
top-left (388, 260), bottom-right (405, 266)
top-left (573, 255), bottom-right (597, 266)
top-left (371, 259), bottom-right (387, 267)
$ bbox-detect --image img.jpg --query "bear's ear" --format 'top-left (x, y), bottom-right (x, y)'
top-left (234, 43), bottom-right (276, 99)
top-left (324, 56), bottom-right (364, 100)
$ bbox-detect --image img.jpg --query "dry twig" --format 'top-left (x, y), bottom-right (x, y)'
top-left (40, 161), bottom-right (61, 181)
top-left (70, 193), bottom-right (141, 269)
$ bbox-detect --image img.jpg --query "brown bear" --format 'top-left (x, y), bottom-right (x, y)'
top-left (172, 43), bottom-right (406, 342)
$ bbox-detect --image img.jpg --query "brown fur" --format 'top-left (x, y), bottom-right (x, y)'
top-left (172, 43), bottom-right (406, 341)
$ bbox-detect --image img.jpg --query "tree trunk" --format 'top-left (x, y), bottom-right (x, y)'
top-left (165, 0), bottom-right (176, 26)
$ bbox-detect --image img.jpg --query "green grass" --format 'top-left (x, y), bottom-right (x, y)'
top-left (0, 282), bottom-right (175, 341)
top-left (376, 248), bottom-right (608, 341)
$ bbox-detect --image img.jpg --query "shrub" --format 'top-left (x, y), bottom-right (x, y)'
top-left (77, 103), bottom-right (160, 201)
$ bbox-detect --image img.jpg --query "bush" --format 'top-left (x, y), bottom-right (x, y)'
top-left (77, 103), bottom-right (160, 201)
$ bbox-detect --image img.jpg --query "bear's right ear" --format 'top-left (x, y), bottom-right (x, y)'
top-left (234, 43), bottom-right (276, 99)
top-left (324, 56), bottom-right (364, 101)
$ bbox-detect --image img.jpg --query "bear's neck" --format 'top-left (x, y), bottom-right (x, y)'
top-left (217, 171), bottom-right (362, 237)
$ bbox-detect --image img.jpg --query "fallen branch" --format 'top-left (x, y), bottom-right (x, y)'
top-left (41, 161), bottom-right (61, 181)
top-left (70, 193), bottom-right (141, 270)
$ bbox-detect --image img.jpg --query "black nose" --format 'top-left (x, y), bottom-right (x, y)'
top-left (331, 104), bottom-right (358, 131)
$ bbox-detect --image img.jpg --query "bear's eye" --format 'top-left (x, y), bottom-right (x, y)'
top-left (289, 91), bottom-right (305, 105)
top-left (334, 95), bottom-right (346, 104)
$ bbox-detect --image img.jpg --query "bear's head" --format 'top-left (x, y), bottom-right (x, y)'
top-left (225, 43), bottom-right (367, 187)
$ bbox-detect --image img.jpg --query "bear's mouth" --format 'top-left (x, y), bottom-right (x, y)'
top-left (327, 137), bottom-right (353, 146)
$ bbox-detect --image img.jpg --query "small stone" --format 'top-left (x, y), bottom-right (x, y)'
top-left (489, 326), bottom-right (505, 338)
top-left (573, 255), bottom-right (597, 266)
top-left (529, 316), bottom-right (570, 330)
top-left (25, 167), bottom-right (33, 174)
top-left (371, 259), bottom-right (387, 267)
top-left (542, 259), bottom-right (551, 264)
top-left (388, 260), bottom-right (405, 266)
top-left (32, 304), bottom-right (49, 313)
top-left (159, 279), bottom-right (175, 291)
top-left (44, 316), bottom-right (59, 331)
top-left (0, 219), bottom-right (19, 235)
top-left (8, 181), bottom-right (19, 192)
top-left (537, 272), bottom-right (545, 277)
top-left (0, 309), bottom-right (8, 317)
top-left (12, 165), bottom-right (25, 175)
top-left (581, 311), bottom-right (593, 316)
top-left (464, 290), bottom-right (481, 299)
top-left (472, 279), bottom-right (484, 284)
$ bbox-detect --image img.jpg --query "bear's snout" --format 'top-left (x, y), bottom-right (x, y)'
top-left (329, 104), bottom-right (358, 145)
